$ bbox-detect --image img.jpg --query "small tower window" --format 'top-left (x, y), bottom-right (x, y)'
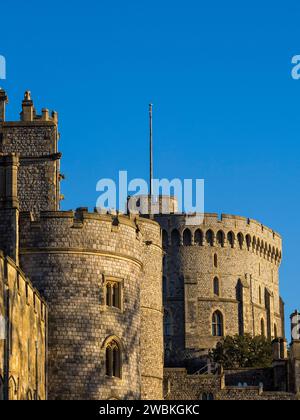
top-left (212, 311), bottom-right (223, 337)
top-left (105, 340), bottom-right (121, 378)
top-left (106, 280), bottom-right (122, 309)
top-left (214, 254), bottom-right (218, 268)
top-left (213, 277), bottom-right (220, 296)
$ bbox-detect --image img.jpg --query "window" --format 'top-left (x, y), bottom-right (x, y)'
top-left (216, 231), bottom-right (224, 247)
top-left (195, 229), bottom-right (203, 246)
top-left (214, 254), bottom-right (218, 268)
top-left (106, 280), bottom-right (122, 309)
top-left (213, 277), bottom-right (220, 296)
top-left (237, 233), bottom-right (244, 250)
top-left (206, 230), bottom-right (214, 247)
top-left (227, 231), bottom-right (235, 248)
top-left (212, 311), bottom-right (223, 337)
top-left (183, 229), bottom-right (192, 246)
top-left (105, 340), bottom-right (121, 378)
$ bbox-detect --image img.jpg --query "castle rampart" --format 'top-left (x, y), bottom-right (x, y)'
top-left (19, 209), bottom-right (163, 400)
top-left (154, 213), bottom-right (284, 367)
top-left (0, 252), bottom-right (47, 400)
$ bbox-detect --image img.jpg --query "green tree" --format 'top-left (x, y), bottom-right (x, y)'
top-left (210, 334), bottom-right (273, 369)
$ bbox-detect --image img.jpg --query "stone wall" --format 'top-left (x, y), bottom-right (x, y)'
top-left (0, 252), bottom-right (47, 400)
top-left (164, 368), bottom-right (295, 400)
top-left (0, 92), bottom-right (61, 215)
top-left (138, 218), bottom-right (164, 400)
top-left (19, 210), bottom-right (163, 400)
top-left (155, 213), bottom-right (284, 367)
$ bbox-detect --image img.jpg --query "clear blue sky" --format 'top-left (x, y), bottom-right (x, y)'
top-left (1, 0), bottom-right (299, 338)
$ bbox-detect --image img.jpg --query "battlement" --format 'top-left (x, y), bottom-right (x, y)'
top-left (157, 212), bottom-right (282, 265)
top-left (0, 90), bottom-right (58, 124)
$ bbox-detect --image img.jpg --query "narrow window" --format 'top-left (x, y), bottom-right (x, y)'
top-left (213, 277), bottom-right (220, 296)
top-left (106, 280), bottom-right (121, 309)
top-left (206, 230), bottom-right (214, 246)
top-left (183, 229), bottom-right (192, 246)
top-left (106, 340), bottom-right (121, 378)
top-left (214, 254), bottom-right (218, 268)
top-left (212, 311), bottom-right (223, 337)
top-left (195, 229), bottom-right (203, 246)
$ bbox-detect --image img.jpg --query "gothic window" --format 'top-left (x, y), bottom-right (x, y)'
top-left (216, 231), bottom-right (224, 247)
top-left (105, 340), bottom-right (122, 378)
top-left (183, 229), bottom-right (192, 246)
top-left (237, 233), bottom-right (244, 250)
top-left (246, 235), bottom-right (251, 250)
top-left (171, 229), bottom-right (180, 247)
top-left (213, 277), bottom-right (220, 296)
top-left (206, 230), bottom-right (214, 247)
top-left (214, 254), bottom-right (218, 268)
top-left (227, 231), bottom-right (235, 248)
top-left (194, 229), bottom-right (203, 246)
top-left (106, 280), bottom-right (122, 309)
top-left (212, 311), bottom-right (223, 337)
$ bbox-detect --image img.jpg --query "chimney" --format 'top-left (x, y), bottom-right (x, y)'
top-left (0, 89), bottom-right (8, 122)
top-left (21, 91), bottom-right (35, 121)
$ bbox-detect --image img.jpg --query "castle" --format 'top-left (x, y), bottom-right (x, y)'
top-left (0, 90), bottom-right (299, 400)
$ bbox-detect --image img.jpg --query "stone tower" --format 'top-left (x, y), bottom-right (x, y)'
top-left (0, 91), bottom-right (164, 400)
top-left (0, 90), bottom-right (61, 215)
top-left (156, 211), bottom-right (284, 368)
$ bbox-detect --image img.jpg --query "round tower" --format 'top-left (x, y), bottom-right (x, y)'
top-left (155, 213), bottom-right (284, 369)
top-left (19, 209), bottom-right (163, 400)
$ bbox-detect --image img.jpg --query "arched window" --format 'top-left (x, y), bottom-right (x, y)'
top-left (106, 280), bottom-right (121, 309)
top-left (194, 229), bottom-right (203, 246)
top-left (164, 310), bottom-right (172, 336)
top-left (212, 311), bottom-right (223, 337)
top-left (214, 254), bottom-right (218, 268)
top-left (183, 229), bottom-right (192, 246)
top-left (171, 229), bottom-right (180, 247)
top-left (206, 230), bottom-right (214, 247)
top-left (162, 230), bottom-right (169, 249)
top-left (202, 393), bottom-right (208, 401)
top-left (261, 319), bottom-right (265, 337)
top-left (213, 277), bottom-right (220, 296)
top-left (227, 231), bottom-right (235, 248)
top-left (237, 233), bottom-right (244, 250)
top-left (106, 340), bottom-right (122, 378)
top-left (216, 231), bottom-right (225, 247)
top-left (246, 235), bottom-right (251, 250)
top-left (208, 393), bottom-right (214, 401)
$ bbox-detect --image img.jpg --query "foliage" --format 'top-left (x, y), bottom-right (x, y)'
top-left (209, 334), bottom-right (273, 369)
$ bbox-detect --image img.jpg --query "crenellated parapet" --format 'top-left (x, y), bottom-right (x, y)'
top-left (157, 213), bottom-right (282, 266)
top-left (18, 208), bottom-right (163, 400)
